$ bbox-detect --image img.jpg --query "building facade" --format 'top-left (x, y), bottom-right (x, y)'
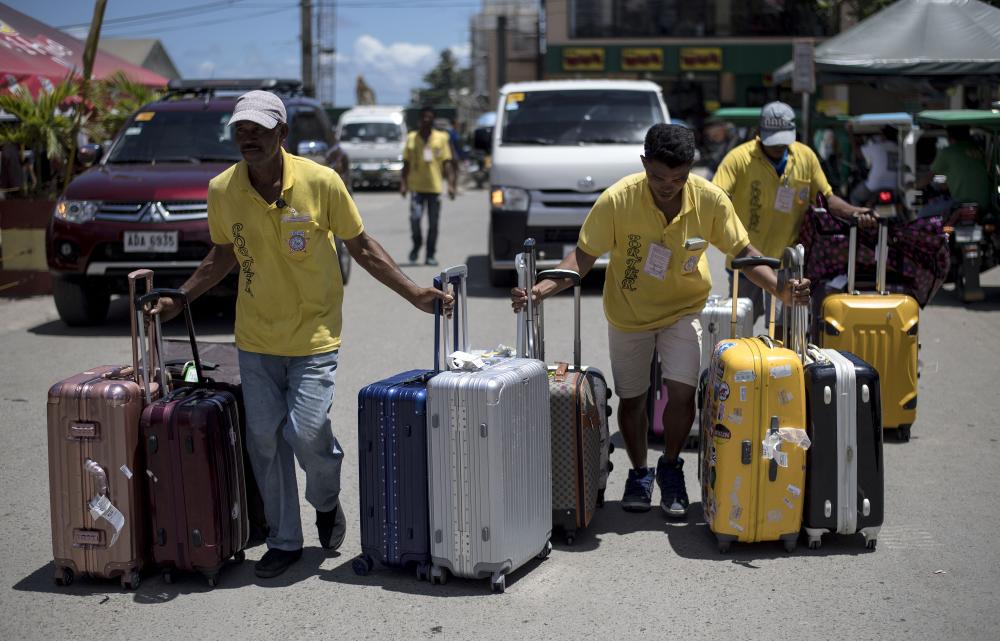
top-left (471, 0), bottom-right (542, 110)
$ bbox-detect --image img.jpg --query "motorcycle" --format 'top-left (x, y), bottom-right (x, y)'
top-left (943, 201), bottom-right (997, 303)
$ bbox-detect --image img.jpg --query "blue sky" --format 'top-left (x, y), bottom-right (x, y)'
top-left (7, 0), bottom-right (480, 105)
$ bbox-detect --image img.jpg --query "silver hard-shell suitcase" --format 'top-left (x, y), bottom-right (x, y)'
top-left (426, 265), bottom-right (552, 593)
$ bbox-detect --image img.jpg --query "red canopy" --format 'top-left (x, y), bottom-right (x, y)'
top-left (0, 3), bottom-right (168, 95)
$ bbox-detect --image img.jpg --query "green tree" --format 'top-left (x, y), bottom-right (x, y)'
top-left (86, 71), bottom-right (163, 143)
top-left (415, 49), bottom-right (470, 106)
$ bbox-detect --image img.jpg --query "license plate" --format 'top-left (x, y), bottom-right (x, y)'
top-left (360, 162), bottom-right (381, 171)
top-left (123, 231), bottom-right (178, 253)
top-left (954, 226), bottom-right (982, 244)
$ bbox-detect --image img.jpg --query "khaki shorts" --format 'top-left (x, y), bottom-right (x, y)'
top-left (608, 315), bottom-right (702, 399)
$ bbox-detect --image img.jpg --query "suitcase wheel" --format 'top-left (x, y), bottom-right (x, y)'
top-left (206, 573), bottom-right (219, 588)
top-left (121, 570), bottom-right (141, 591)
top-left (415, 562), bottom-right (430, 582)
top-left (717, 540), bottom-right (732, 554)
top-left (783, 538), bottom-right (798, 553)
top-left (54, 566), bottom-right (74, 587)
top-left (161, 570), bottom-right (174, 584)
top-left (234, 550), bottom-right (246, 563)
top-left (896, 425), bottom-right (912, 442)
top-left (537, 540), bottom-right (553, 559)
top-left (490, 571), bottom-right (506, 594)
top-left (352, 555), bottom-right (374, 577)
top-left (808, 539), bottom-right (822, 551)
top-left (596, 489), bottom-right (605, 508)
top-left (866, 539), bottom-right (878, 551)
top-left (429, 565), bottom-right (448, 586)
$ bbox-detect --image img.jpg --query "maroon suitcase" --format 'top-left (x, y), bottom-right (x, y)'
top-left (139, 289), bottom-right (249, 586)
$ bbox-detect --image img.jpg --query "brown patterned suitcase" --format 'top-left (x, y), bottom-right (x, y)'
top-left (47, 270), bottom-right (160, 589)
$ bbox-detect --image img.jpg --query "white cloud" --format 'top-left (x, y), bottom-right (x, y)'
top-left (449, 43), bottom-right (471, 65)
top-left (354, 34), bottom-right (435, 74)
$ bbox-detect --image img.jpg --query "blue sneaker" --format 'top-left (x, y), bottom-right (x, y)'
top-left (657, 456), bottom-right (689, 518)
top-left (621, 467), bottom-right (655, 512)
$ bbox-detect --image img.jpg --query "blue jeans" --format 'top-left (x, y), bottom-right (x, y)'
top-left (410, 192), bottom-right (441, 257)
top-left (238, 349), bottom-right (343, 551)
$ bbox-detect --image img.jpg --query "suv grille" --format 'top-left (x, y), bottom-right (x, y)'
top-left (95, 201), bottom-right (208, 222)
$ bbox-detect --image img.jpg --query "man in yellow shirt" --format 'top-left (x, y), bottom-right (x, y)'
top-left (712, 102), bottom-right (871, 321)
top-left (401, 105), bottom-right (457, 267)
top-left (153, 91), bottom-right (452, 579)
top-left (511, 124), bottom-right (809, 517)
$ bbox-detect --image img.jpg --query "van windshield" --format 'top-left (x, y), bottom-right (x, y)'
top-left (501, 90), bottom-right (665, 145)
top-left (106, 110), bottom-right (242, 164)
top-left (342, 122), bottom-right (402, 142)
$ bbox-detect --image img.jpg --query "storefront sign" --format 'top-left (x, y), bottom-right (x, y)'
top-left (621, 48), bottom-right (663, 71)
top-left (680, 47), bottom-right (722, 71)
top-left (562, 48), bottom-right (605, 71)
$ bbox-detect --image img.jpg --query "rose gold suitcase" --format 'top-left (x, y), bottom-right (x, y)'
top-left (47, 270), bottom-right (161, 589)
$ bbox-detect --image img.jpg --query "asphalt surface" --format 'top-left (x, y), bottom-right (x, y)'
top-left (2, 188), bottom-right (999, 640)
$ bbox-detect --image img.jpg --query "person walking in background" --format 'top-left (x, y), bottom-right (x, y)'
top-left (400, 105), bottom-right (456, 267)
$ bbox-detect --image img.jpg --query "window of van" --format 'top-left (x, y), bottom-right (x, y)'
top-left (501, 90), bottom-right (665, 146)
top-left (342, 122), bottom-right (403, 142)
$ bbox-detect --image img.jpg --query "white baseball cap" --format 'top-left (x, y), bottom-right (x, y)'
top-left (759, 101), bottom-right (796, 146)
top-left (228, 90), bottom-right (287, 129)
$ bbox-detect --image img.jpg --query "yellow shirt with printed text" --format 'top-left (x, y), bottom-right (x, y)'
top-left (403, 130), bottom-right (452, 194)
top-left (207, 149), bottom-right (364, 356)
top-left (578, 172), bottom-right (750, 332)
top-left (712, 139), bottom-right (832, 260)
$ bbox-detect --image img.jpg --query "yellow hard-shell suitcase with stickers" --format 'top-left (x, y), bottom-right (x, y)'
top-left (819, 219), bottom-right (918, 441)
top-left (699, 256), bottom-right (810, 553)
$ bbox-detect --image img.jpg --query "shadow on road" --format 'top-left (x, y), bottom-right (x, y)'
top-left (317, 552), bottom-right (550, 597)
top-left (927, 285), bottom-right (1000, 311)
top-left (14, 548), bottom-right (335, 603)
top-left (28, 296), bottom-right (236, 338)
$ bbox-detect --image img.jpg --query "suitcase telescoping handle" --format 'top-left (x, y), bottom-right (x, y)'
top-left (730, 256), bottom-right (780, 339)
top-left (779, 244), bottom-right (808, 362)
top-left (128, 269), bottom-right (160, 403)
top-left (522, 238), bottom-right (539, 360)
top-left (536, 269), bottom-right (583, 368)
top-left (136, 288), bottom-right (205, 397)
top-left (845, 216), bottom-right (890, 295)
top-left (434, 265), bottom-right (469, 372)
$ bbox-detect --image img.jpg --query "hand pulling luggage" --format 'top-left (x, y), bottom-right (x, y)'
top-left (353, 369), bottom-right (434, 579)
top-left (426, 265), bottom-right (552, 593)
top-left (781, 246), bottom-right (885, 551)
top-left (162, 339), bottom-right (268, 546)
top-left (47, 270), bottom-right (160, 589)
top-left (699, 256), bottom-right (810, 553)
top-left (140, 289), bottom-right (249, 587)
top-left (819, 217), bottom-right (919, 441)
top-left (648, 295), bottom-right (753, 447)
top-left (517, 239), bottom-right (613, 545)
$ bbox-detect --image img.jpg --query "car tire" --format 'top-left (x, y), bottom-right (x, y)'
top-left (53, 277), bottom-right (110, 326)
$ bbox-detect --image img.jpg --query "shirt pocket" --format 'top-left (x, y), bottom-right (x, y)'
top-left (279, 218), bottom-right (322, 261)
top-left (790, 177), bottom-right (813, 212)
top-left (678, 244), bottom-right (708, 276)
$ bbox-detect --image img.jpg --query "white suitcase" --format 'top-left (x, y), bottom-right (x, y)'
top-left (649, 295), bottom-right (754, 447)
top-left (426, 265), bottom-right (552, 593)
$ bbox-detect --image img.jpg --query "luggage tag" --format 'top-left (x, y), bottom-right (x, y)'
top-left (182, 361), bottom-right (199, 383)
top-left (423, 144), bottom-right (434, 163)
top-left (643, 242), bottom-right (671, 280)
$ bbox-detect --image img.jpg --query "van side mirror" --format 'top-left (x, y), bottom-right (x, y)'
top-left (77, 143), bottom-right (102, 167)
top-left (473, 127), bottom-right (493, 152)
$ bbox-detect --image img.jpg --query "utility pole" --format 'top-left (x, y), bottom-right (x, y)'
top-left (301, 0), bottom-right (314, 96)
top-left (63, 0), bottom-right (107, 192)
top-left (497, 15), bottom-right (507, 90)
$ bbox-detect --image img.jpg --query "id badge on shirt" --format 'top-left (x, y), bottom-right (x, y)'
top-left (422, 145), bottom-right (434, 162)
top-left (774, 185), bottom-right (795, 213)
top-left (643, 243), bottom-right (671, 280)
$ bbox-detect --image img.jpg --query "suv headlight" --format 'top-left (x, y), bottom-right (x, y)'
top-left (54, 199), bottom-right (100, 224)
top-left (491, 186), bottom-right (530, 212)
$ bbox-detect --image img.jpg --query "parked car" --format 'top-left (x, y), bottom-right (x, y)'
top-left (337, 105), bottom-right (406, 190)
top-left (48, 78), bottom-right (352, 326)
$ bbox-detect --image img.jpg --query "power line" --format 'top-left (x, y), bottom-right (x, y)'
top-left (58, 0), bottom-right (256, 30)
top-left (101, 5), bottom-right (298, 39)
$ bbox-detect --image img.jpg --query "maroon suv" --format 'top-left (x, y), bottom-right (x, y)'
top-left (48, 79), bottom-right (350, 325)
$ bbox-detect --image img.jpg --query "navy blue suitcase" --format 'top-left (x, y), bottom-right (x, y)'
top-left (352, 369), bottom-right (434, 579)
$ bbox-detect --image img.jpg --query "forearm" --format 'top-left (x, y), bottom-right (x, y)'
top-left (352, 233), bottom-right (421, 303)
top-left (180, 245), bottom-right (237, 300)
top-left (828, 193), bottom-right (862, 217)
top-left (536, 248), bottom-right (597, 299)
top-left (445, 161), bottom-right (457, 190)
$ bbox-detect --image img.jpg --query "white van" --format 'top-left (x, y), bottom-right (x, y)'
top-left (337, 105), bottom-right (407, 190)
top-left (481, 80), bottom-right (669, 285)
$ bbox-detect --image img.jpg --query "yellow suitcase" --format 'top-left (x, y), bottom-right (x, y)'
top-left (819, 219), bottom-right (918, 441)
top-left (700, 256), bottom-right (810, 553)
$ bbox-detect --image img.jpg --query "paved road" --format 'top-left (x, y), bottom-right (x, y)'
top-left (2, 188), bottom-right (999, 640)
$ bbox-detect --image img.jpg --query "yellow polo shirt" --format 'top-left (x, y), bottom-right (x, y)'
top-left (403, 130), bottom-right (452, 194)
top-left (579, 172), bottom-right (750, 332)
top-left (712, 139), bottom-right (832, 260)
top-left (207, 149), bottom-right (364, 356)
